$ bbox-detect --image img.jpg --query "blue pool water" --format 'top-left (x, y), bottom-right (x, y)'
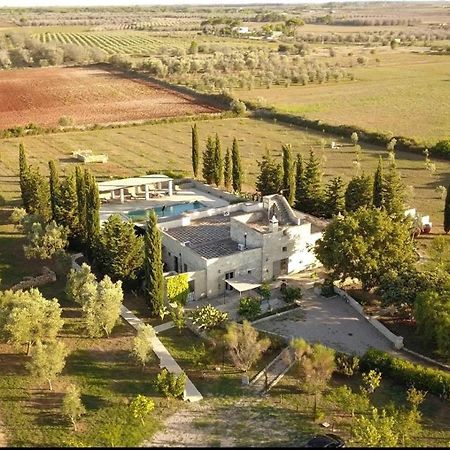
top-left (127, 200), bottom-right (206, 221)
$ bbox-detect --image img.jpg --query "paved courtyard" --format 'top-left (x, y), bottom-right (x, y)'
top-left (254, 286), bottom-right (392, 356)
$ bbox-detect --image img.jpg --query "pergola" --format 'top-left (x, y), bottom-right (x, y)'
top-left (97, 175), bottom-right (174, 203)
top-left (225, 274), bottom-right (262, 296)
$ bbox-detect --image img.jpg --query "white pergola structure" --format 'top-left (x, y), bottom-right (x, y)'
top-left (97, 175), bottom-right (174, 204)
top-left (225, 274), bottom-right (262, 297)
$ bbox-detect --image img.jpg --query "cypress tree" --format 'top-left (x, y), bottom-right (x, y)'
top-left (345, 173), bottom-right (373, 212)
top-left (282, 144), bottom-right (296, 206)
top-left (295, 153), bottom-right (305, 210)
top-left (202, 136), bottom-right (215, 185)
top-left (302, 149), bottom-right (324, 215)
top-left (256, 149), bottom-right (282, 196)
top-left (27, 167), bottom-right (51, 221)
top-left (373, 156), bottom-right (384, 208)
top-left (144, 210), bottom-right (164, 316)
top-left (213, 133), bottom-right (223, 187)
top-left (48, 160), bottom-right (60, 222)
top-left (231, 138), bottom-right (242, 193)
top-left (224, 147), bottom-right (232, 191)
top-left (85, 170), bottom-right (100, 255)
top-left (75, 166), bottom-right (87, 243)
top-left (444, 183), bottom-right (450, 233)
top-left (19, 143), bottom-right (31, 211)
top-left (191, 124), bottom-right (199, 178)
top-left (58, 170), bottom-right (79, 239)
top-left (325, 176), bottom-right (346, 217)
top-left (383, 159), bottom-right (405, 218)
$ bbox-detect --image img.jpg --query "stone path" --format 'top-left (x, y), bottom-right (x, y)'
top-left (250, 346), bottom-right (294, 394)
top-left (120, 306), bottom-right (203, 403)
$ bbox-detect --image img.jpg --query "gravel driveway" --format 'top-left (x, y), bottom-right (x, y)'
top-left (254, 288), bottom-right (392, 356)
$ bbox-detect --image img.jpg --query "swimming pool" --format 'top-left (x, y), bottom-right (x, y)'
top-left (127, 200), bottom-right (206, 222)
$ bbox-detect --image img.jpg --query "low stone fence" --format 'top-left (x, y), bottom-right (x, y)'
top-left (11, 266), bottom-right (57, 291)
top-left (333, 285), bottom-right (404, 350)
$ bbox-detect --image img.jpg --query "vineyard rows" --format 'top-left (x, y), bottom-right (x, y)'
top-left (36, 32), bottom-right (183, 55)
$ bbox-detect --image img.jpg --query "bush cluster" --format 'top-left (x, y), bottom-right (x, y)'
top-left (360, 348), bottom-right (450, 399)
top-left (238, 296), bottom-right (261, 321)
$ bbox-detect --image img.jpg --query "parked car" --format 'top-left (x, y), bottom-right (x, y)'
top-left (304, 434), bottom-right (345, 448)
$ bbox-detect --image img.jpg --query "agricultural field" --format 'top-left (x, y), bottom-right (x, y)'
top-left (0, 66), bottom-right (219, 129)
top-left (238, 51), bottom-right (450, 146)
top-left (1, 117), bottom-right (448, 226)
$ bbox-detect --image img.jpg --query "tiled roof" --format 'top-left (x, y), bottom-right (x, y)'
top-left (165, 214), bottom-right (240, 259)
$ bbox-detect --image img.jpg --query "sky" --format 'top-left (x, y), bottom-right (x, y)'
top-left (0, 0), bottom-right (437, 7)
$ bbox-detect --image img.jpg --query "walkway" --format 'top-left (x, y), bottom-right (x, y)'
top-left (120, 306), bottom-right (203, 402)
top-left (250, 347), bottom-right (294, 394)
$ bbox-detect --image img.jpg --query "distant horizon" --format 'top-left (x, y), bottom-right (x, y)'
top-left (0, 0), bottom-right (445, 8)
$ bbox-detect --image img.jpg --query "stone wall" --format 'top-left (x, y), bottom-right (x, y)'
top-left (11, 266), bottom-right (57, 291)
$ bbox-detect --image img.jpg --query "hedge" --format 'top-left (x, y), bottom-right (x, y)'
top-left (247, 104), bottom-right (450, 161)
top-left (360, 348), bottom-right (450, 399)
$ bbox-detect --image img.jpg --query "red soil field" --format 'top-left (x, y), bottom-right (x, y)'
top-left (0, 66), bottom-right (219, 129)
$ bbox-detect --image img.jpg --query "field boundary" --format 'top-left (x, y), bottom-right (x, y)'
top-left (244, 103), bottom-right (449, 161)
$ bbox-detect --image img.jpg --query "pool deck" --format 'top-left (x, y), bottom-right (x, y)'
top-left (100, 188), bottom-right (229, 223)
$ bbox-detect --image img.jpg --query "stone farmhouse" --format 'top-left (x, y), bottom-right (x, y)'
top-left (98, 177), bottom-right (326, 302)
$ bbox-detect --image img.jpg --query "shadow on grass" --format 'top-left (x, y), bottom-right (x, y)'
top-left (0, 353), bottom-right (29, 375)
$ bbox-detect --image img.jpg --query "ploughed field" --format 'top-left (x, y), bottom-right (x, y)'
top-left (0, 66), bottom-right (218, 129)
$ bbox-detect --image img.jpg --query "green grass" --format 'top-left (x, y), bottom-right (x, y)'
top-left (1, 116), bottom-right (449, 227)
top-left (238, 51), bottom-right (450, 146)
top-left (0, 212), bottom-right (175, 447)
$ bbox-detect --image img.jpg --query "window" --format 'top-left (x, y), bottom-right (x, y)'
top-left (282, 246), bottom-right (287, 252)
top-left (168, 252), bottom-right (171, 256)
top-left (247, 269), bottom-right (252, 274)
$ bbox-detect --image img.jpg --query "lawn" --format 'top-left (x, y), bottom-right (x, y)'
top-left (1, 116), bottom-right (449, 226)
top-left (238, 51), bottom-right (450, 147)
top-left (158, 325), bottom-right (285, 397)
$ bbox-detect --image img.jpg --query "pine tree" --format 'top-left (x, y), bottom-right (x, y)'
top-left (444, 183), bottom-right (450, 233)
top-left (191, 124), bottom-right (199, 178)
top-left (295, 153), bottom-right (306, 210)
top-left (144, 210), bottom-right (164, 316)
top-left (48, 160), bottom-right (60, 222)
top-left (224, 147), bottom-right (232, 191)
top-left (95, 214), bottom-right (144, 282)
top-left (256, 149), bottom-right (282, 196)
top-left (325, 176), bottom-right (346, 217)
top-left (231, 138), bottom-right (242, 193)
top-left (18, 143), bottom-right (31, 211)
top-left (282, 144), bottom-right (296, 206)
top-left (213, 133), bottom-right (223, 187)
top-left (302, 149), bottom-right (324, 215)
top-left (383, 159), bottom-right (405, 218)
top-left (373, 156), bottom-right (384, 208)
top-left (75, 166), bottom-right (87, 243)
top-left (85, 170), bottom-right (100, 255)
top-left (202, 136), bottom-right (215, 185)
top-left (345, 173), bottom-right (373, 212)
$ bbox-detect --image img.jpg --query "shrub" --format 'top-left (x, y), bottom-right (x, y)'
top-left (238, 296), bottom-right (261, 321)
top-left (155, 368), bottom-right (186, 399)
top-left (0, 194), bottom-right (6, 206)
top-left (190, 304), bottom-right (228, 330)
top-left (321, 278), bottom-right (335, 297)
top-left (360, 348), bottom-right (450, 399)
top-left (335, 353), bottom-right (360, 376)
top-left (58, 116), bottom-right (74, 127)
top-left (231, 99), bottom-right (246, 116)
top-left (282, 286), bottom-right (303, 303)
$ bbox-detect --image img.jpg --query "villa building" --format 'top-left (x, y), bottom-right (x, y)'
top-left (99, 177), bottom-right (326, 302)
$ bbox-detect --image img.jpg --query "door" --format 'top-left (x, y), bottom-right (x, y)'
top-left (280, 258), bottom-right (289, 275)
top-left (174, 256), bottom-right (179, 273)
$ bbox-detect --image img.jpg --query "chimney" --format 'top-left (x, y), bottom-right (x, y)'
top-left (269, 214), bottom-right (279, 233)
